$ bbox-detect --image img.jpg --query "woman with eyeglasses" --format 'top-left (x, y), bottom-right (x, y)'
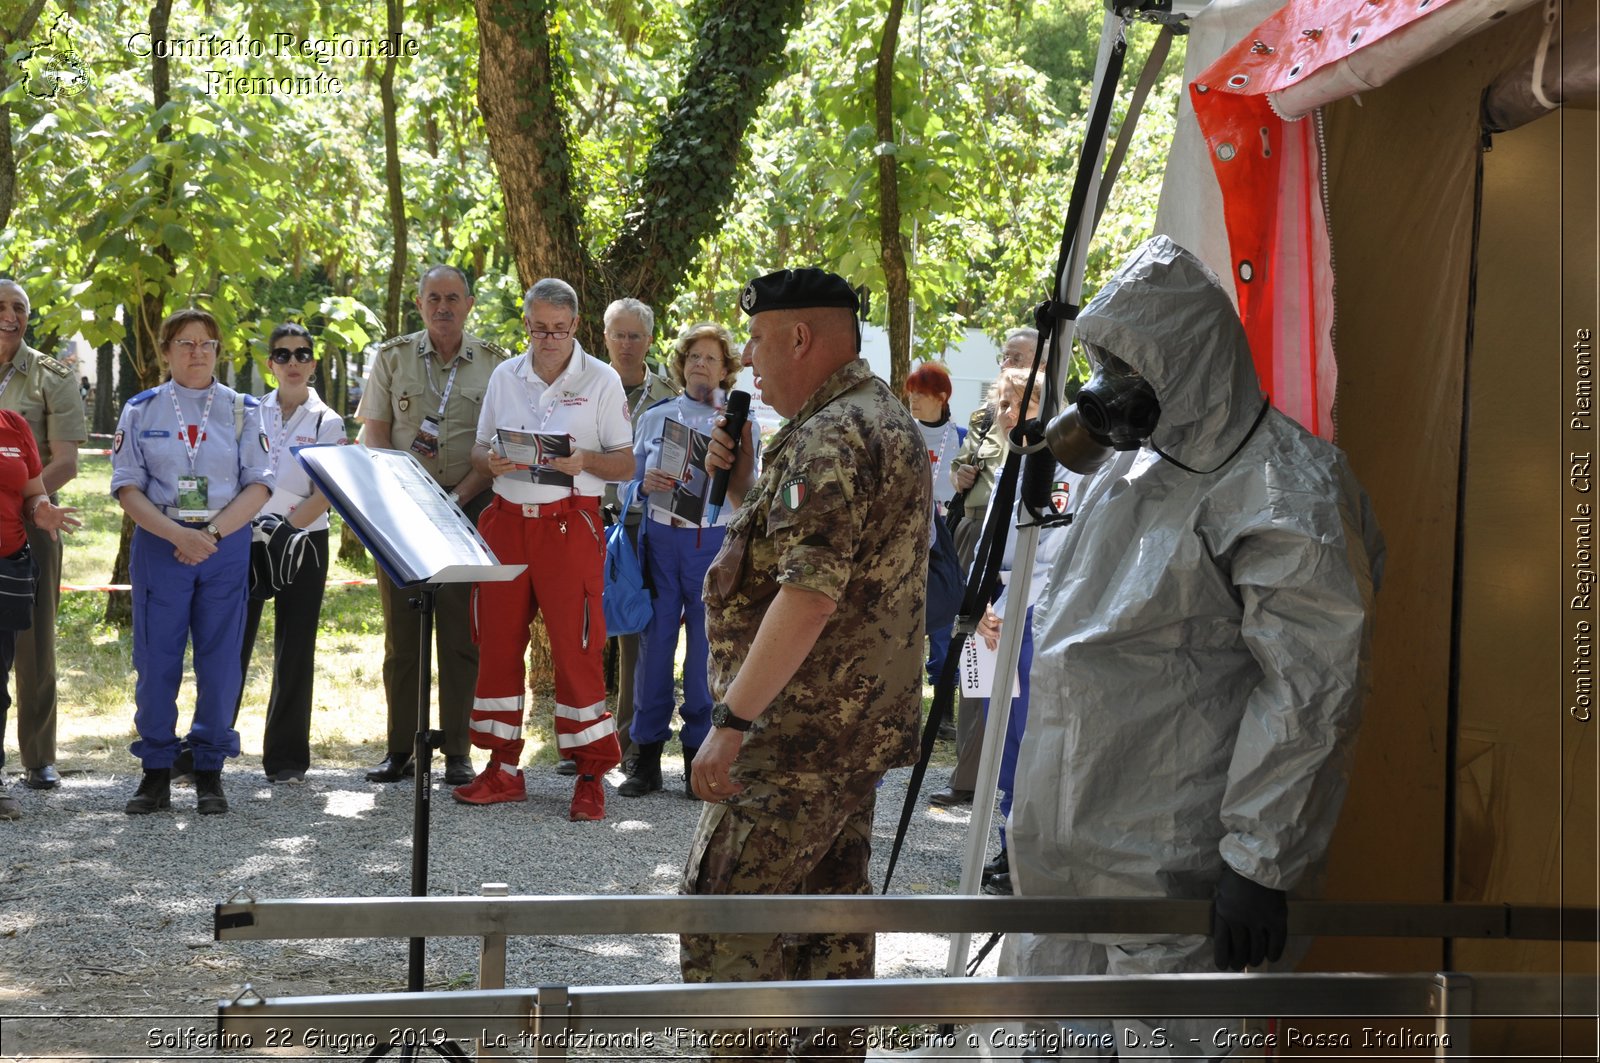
top-left (618, 322), bottom-right (754, 799)
top-left (235, 324), bottom-right (347, 783)
top-left (111, 309), bottom-right (273, 815)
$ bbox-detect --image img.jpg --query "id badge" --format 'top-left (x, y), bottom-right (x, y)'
top-left (410, 416), bottom-right (441, 459)
top-left (176, 475), bottom-right (210, 520)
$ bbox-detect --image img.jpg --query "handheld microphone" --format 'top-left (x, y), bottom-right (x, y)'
top-left (706, 390), bottom-right (752, 524)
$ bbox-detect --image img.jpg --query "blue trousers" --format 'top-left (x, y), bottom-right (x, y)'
top-left (632, 522), bottom-right (725, 749)
top-left (927, 621), bottom-right (953, 686)
top-left (130, 525), bottom-right (247, 771)
top-left (983, 605), bottom-right (1034, 847)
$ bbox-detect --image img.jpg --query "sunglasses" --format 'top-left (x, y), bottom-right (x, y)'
top-left (270, 347), bottom-right (315, 364)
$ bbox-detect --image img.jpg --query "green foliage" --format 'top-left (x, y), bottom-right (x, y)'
top-left (2, 0), bottom-right (1183, 375)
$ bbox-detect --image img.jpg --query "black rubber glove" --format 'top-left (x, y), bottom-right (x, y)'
top-left (1212, 864), bottom-right (1288, 971)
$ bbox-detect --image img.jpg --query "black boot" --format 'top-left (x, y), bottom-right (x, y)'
top-left (618, 741), bottom-right (664, 797)
top-left (681, 745), bottom-right (699, 798)
top-left (194, 770), bottom-right (229, 815)
top-left (982, 848), bottom-right (1008, 885)
top-left (125, 769), bottom-right (171, 815)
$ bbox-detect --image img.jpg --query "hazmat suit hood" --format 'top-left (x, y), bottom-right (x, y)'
top-left (1075, 235), bottom-right (1264, 470)
top-left (1004, 235), bottom-right (1384, 1004)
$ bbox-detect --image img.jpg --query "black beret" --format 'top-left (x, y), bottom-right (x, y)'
top-left (739, 268), bottom-right (859, 317)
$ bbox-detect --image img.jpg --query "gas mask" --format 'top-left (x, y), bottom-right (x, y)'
top-left (1043, 343), bottom-right (1161, 474)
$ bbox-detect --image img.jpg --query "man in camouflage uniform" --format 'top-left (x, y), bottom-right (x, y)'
top-left (681, 268), bottom-right (931, 1062)
top-left (0, 280), bottom-right (85, 796)
top-left (355, 265), bottom-right (509, 787)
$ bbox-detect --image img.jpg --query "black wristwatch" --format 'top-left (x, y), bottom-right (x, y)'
top-left (711, 702), bottom-right (753, 732)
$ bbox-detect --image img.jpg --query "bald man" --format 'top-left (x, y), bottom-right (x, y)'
top-left (0, 280), bottom-right (85, 795)
top-left (679, 268), bottom-right (931, 1062)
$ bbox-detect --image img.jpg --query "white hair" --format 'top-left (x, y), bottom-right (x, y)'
top-left (604, 298), bottom-right (654, 335)
top-left (524, 278), bottom-right (579, 317)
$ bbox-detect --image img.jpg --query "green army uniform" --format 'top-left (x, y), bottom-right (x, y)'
top-left (356, 330), bottom-right (508, 758)
top-left (607, 368), bottom-right (678, 756)
top-left (680, 358), bottom-right (930, 1062)
top-left (0, 343), bottom-right (86, 773)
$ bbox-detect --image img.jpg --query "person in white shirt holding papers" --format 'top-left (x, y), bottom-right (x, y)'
top-left (457, 278), bottom-right (634, 821)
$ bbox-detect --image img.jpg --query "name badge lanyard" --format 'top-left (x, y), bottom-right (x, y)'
top-left (526, 357), bottom-right (577, 496)
top-left (423, 356), bottom-right (460, 425)
top-left (267, 400), bottom-right (301, 477)
top-left (0, 364), bottom-right (20, 403)
top-left (169, 382), bottom-right (217, 515)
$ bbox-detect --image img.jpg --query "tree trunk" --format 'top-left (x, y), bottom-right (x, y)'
top-left (94, 340), bottom-right (114, 434)
top-left (380, 0), bottom-right (407, 337)
top-left (106, 0), bottom-right (177, 627)
top-left (475, 0), bottom-right (804, 348)
top-left (474, 0), bottom-right (592, 320)
top-left (876, 0), bottom-right (912, 398)
top-left (0, 0), bottom-right (49, 234)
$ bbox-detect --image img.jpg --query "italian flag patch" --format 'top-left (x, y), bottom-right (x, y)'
top-left (779, 478), bottom-right (807, 510)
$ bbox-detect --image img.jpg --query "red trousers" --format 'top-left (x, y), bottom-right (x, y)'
top-left (471, 496), bottom-right (620, 774)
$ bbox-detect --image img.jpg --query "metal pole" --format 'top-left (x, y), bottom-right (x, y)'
top-left (945, 7), bottom-right (1123, 980)
top-left (408, 586), bottom-right (437, 993)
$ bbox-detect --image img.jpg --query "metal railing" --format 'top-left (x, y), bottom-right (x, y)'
top-left (212, 892), bottom-right (1599, 1060)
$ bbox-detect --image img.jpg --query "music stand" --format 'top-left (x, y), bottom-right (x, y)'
top-left (298, 444), bottom-right (524, 1060)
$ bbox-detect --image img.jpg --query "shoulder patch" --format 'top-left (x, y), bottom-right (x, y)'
top-left (113, 428), bottom-right (125, 453)
top-left (778, 478), bottom-right (808, 511)
top-left (36, 353), bottom-right (70, 378)
top-left (377, 334), bottom-right (411, 352)
top-left (128, 387), bottom-right (158, 407)
top-left (479, 340), bottom-right (511, 361)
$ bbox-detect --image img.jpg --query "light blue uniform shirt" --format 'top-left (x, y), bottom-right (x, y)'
top-left (111, 380), bottom-right (274, 513)
top-left (631, 392), bottom-right (759, 530)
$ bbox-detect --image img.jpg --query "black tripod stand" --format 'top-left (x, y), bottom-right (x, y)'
top-left (364, 583), bottom-right (468, 1062)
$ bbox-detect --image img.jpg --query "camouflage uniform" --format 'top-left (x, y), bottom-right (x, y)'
top-left (680, 358), bottom-right (931, 1062)
top-left (356, 329), bottom-right (508, 757)
top-left (0, 343), bottom-right (85, 773)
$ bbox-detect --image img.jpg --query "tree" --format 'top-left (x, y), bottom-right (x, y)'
top-left (0, 0), bottom-right (50, 233)
top-left (474, 0), bottom-right (807, 341)
top-left (875, 0), bottom-right (911, 396)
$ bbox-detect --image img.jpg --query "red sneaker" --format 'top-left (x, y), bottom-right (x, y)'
top-left (569, 774), bottom-right (606, 821)
top-left (452, 764), bottom-right (526, 805)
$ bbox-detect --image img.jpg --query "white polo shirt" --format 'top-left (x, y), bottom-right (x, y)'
top-left (476, 341), bottom-right (633, 504)
top-left (257, 389), bottom-right (347, 531)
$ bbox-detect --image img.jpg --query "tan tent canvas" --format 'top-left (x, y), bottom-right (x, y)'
top-left (1158, 0), bottom-right (1596, 1049)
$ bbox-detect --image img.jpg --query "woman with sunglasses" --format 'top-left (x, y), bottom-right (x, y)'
top-left (111, 309), bottom-right (273, 815)
top-left (236, 324), bottom-right (347, 783)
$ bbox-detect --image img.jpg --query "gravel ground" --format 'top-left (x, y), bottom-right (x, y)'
top-left (0, 755), bottom-right (1001, 1062)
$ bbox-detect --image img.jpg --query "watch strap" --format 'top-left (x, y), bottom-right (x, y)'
top-left (713, 702), bottom-right (753, 732)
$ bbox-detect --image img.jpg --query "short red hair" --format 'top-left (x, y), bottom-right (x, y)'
top-left (906, 362), bottom-right (952, 402)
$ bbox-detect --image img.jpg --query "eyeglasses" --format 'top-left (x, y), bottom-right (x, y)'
top-left (607, 331), bottom-right (648, 343)
top-left (529, 329), bottom-right (572, 341)
top-left (172, 339), bottom-right (220, 355)
top-left (270, 347), bottom-right (315, 364)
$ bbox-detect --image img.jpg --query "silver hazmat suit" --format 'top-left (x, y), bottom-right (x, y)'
top-left (1004, 237), bottom-right (1383, 1054)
